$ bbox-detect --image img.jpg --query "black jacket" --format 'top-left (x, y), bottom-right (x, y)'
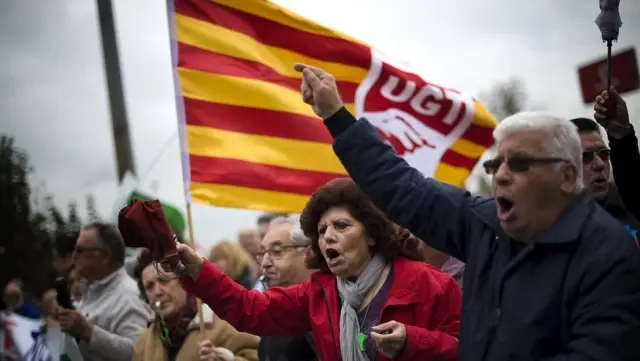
top-left (324, 108), bottom-right (640, 361)
top-left (609, 126), bottom-right (640, 224)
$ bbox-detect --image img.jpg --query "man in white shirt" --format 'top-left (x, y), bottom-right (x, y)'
top-left (58, 222), bottom-right (152, 361)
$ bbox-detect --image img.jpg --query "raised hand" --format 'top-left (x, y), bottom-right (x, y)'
top-left (594, 86), bottom-right (631, 139)
top-left (294, 63), bottom-right (344, 119)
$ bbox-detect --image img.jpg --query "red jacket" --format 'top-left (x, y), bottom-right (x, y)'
top-left (183, 256), bottom-right (461, 361)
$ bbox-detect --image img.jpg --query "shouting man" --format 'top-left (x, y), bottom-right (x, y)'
top-left (293, 63), bottom-right (640, 361)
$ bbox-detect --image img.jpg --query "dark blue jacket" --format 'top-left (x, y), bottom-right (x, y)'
top-left (324, 108), bottom-right (640, 361)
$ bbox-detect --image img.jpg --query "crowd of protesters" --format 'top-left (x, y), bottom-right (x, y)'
top-left (3, 66), bottom-right (640, 361)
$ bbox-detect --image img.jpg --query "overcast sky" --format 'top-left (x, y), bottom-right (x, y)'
top-left (1, 0), bottom-right (639, 251)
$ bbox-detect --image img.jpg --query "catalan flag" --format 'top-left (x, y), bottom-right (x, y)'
top-left (171, 0), bottom-right (497, 213)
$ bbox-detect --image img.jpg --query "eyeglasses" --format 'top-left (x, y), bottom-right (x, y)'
top-left (255, 245), bottom-right (302, 263)
top-left (483, 156), bottom-right (566, 175)
top-left (582, 148), bottom-right (610, 164)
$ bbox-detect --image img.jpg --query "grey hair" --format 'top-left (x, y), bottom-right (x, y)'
top-left (493, 111), bottom-right (584, 191)
top-left (269, 215), bottom-right (310, 247)
top-left (83, 222), bottom-right (126, 267)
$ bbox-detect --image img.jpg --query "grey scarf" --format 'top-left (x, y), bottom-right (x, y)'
top-left (337, 254), bottom-right (386, 361)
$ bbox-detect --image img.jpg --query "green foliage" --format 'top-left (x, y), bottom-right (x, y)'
top-left (0, 134), bottom-right (102, 305)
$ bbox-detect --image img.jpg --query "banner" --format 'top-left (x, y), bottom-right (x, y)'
top-left (1, 312), bottom-right (41, 359)
top-left (171, 0), bottom-right (497, 213)
top-left (1, 313), bottom-right (83, 361)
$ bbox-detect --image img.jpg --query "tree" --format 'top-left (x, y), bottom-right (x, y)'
top-left (468, 78), bottom-right (529, 196)
top-left (480, 77), bottom-right (528, 122)
top-left (0, 134), bottom-right (52, 304)
top-left (0, 134), bottom-right (97, 306)
top-left (86, 194), bottom-right (101, 222)
top-left (67, 201), bottom-right (81, 232)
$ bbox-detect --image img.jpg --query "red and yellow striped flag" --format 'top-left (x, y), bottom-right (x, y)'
top-left (173, 0), bottom-right (497, 213)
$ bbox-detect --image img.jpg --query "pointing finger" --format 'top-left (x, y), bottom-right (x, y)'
top-left (293, 63), bottom-right (308, 72)
top-left (302, 68), bottom-right (322, 89)
top-left (294, 63), bottom-right (326, 77)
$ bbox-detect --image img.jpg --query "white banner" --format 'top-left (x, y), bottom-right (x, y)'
top-left (1, 312), bottom-right (41, 358)
top-left (1, 313), bottom-right (83, 361)
top-left (43, 326), bottom-right (83, 361)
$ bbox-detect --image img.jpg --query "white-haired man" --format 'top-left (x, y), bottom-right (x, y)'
top-left (255, 216), bottom-right (317, 361)
top-left (293, 63), bottom-right (640, 361)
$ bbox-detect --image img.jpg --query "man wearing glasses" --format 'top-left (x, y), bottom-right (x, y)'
top-left (570, 116), bottom-right (639, 232)
top-left (255, 216), bottom-right (317, 361)
top-left (58, 222), bottom-right (152, 361)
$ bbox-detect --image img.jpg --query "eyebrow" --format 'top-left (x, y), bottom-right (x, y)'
top-left (262, 241), bottom-right (283, 248)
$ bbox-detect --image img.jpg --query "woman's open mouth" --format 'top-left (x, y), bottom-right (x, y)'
top-left (325, 248), bottom-right (340, 259)
top-left (325, 248), bottom-right (342, 266)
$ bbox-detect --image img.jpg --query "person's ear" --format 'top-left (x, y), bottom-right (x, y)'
top-left (560, 164), bottom-right (578, 194)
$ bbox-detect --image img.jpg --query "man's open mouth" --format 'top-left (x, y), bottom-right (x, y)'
top-left (496, 196), bottom-right (514, 212)
top-left (592, 177), bottom-right (608, 186)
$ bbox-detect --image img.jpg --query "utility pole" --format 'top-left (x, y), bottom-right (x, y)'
top-left (97, 0), bottom-right (136, 181)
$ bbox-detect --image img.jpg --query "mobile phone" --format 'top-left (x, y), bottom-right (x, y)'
top-left (54, 277), bottom-right (74, 310)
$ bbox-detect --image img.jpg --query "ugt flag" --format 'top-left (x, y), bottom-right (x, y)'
top-left (169, 0), bottom-right (497, 213)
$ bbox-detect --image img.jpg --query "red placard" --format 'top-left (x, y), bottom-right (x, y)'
top-left (577, 47), bottom-right (639, 104)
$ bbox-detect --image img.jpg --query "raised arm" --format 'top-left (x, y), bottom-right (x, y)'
top-left (327, 107), bottom-right (481, 260)
top-left (294, 63), bottom-right (486, 261)
top-left (181, 259), bottom-right (311, 336)
top-left (594, 87), bottom-right (640, 222)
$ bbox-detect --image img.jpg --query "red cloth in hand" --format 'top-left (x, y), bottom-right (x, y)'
top-left (117, 199), bottom-right (177, 262)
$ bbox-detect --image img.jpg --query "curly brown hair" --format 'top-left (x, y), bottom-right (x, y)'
top-left (300, 178), bottom-right (424, 272)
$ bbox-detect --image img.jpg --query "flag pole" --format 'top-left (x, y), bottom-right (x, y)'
top-left (186, 203), bottom-right (205, 333)
top-left (166, 0), bottom-right (205, 335)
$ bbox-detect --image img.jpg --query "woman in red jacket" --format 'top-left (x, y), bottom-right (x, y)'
top-left (175, 178), bottom-right (461, 361)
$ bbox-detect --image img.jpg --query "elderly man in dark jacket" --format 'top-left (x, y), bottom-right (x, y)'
top-left (293, 63), bottom-right (640, 361)
top-left (569, 116), bottom-right (640, 232)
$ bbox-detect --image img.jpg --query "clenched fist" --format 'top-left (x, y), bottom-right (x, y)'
top-left (294, 63), bottom-right (344, 120)
top-left (594, 86), bottom-right (631, 139)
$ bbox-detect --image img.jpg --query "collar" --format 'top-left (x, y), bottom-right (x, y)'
top-left (149, 304), bottom-right (216, 331)
top-left (88, 267), bottom-right (126, 289)
top-left (312, 257), bottom-right (422, 306)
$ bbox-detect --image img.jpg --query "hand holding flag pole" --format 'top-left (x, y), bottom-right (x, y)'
top-left (595, 0), bottom-right (622, 118)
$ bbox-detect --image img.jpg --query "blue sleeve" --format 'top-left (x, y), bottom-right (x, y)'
top-left (17, 302), bottom-right (41, 320)
top-left (328, 110), bottom-right (482, 261)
